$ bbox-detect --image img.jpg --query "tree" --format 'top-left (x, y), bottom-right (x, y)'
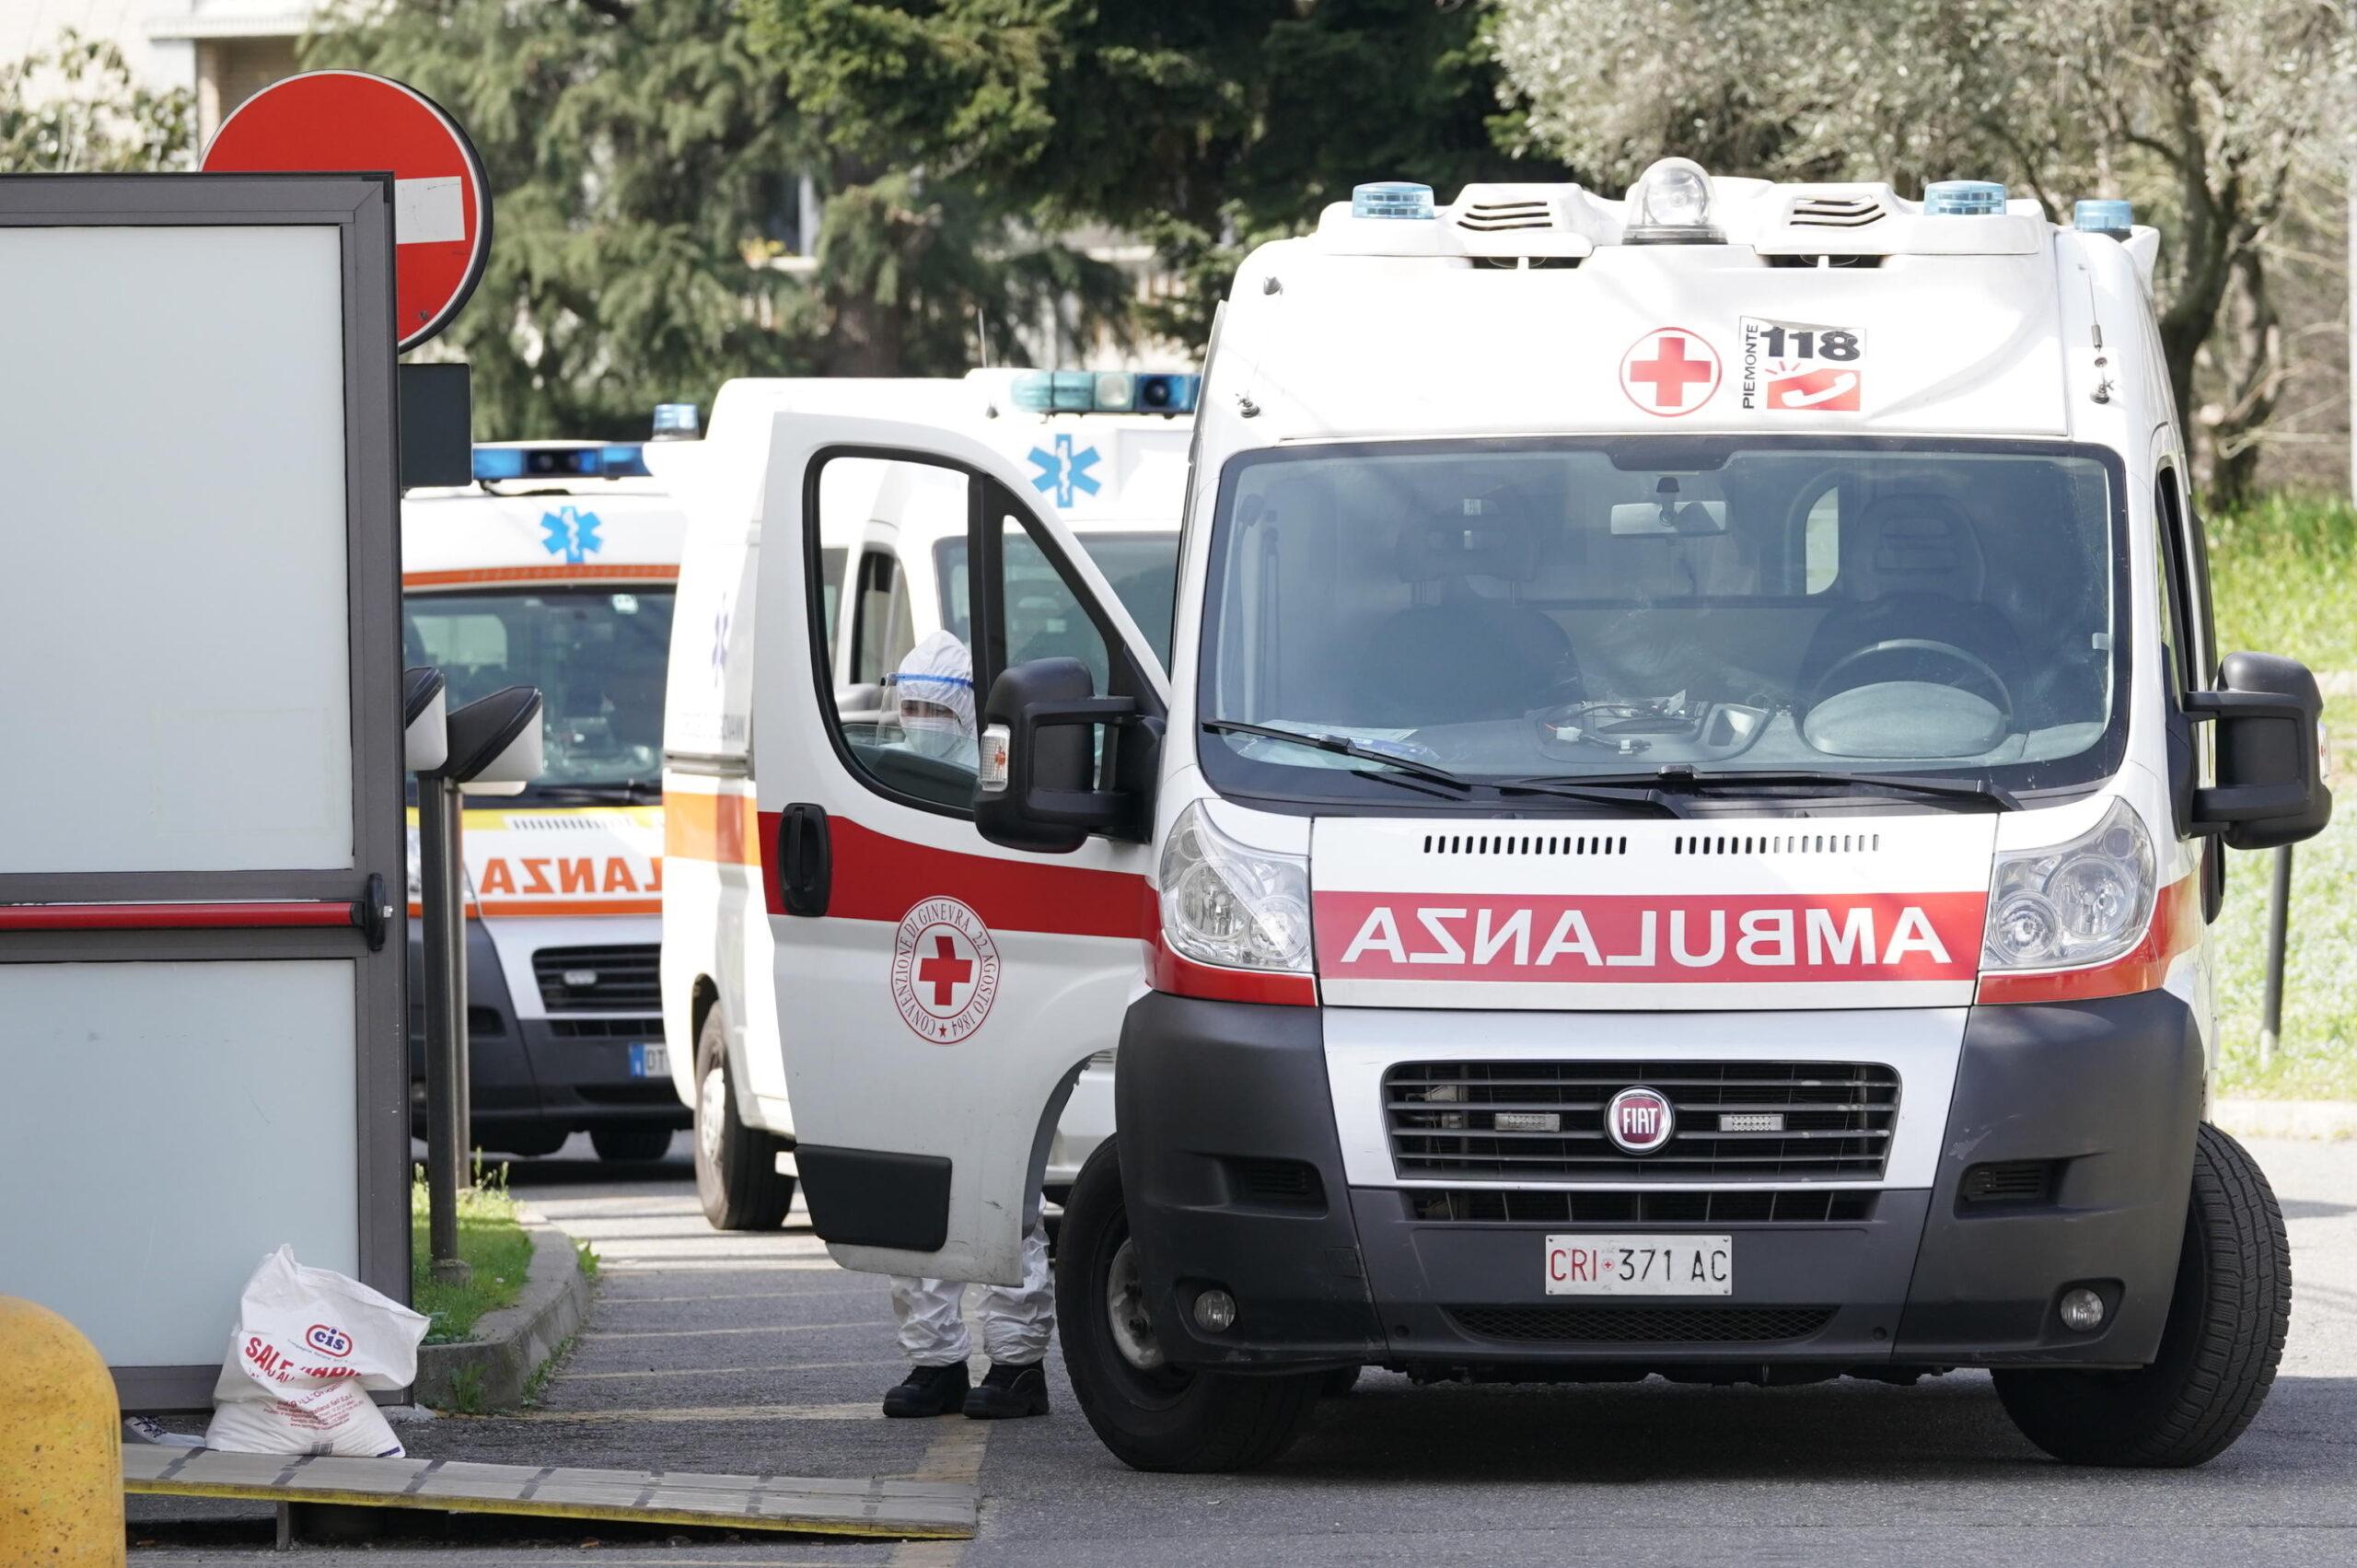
top-left (310, 0), bottom-right (1129, 436)
top-left (1489, 0), bottom-right (2356, 501)
top-left (0, 29), bottom-right (193, 172)
top-left (754, 0), bottom-right (1567, 344)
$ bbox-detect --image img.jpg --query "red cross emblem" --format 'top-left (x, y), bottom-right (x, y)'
top-left (1620, 328), bottom-right (1722, 416)
top-left (891, 897), bottom-right (1001, 1043)
top-left (917, 934), bottom-right (974, 1008)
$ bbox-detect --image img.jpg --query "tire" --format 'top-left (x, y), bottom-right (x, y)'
top-left (691, 1007), bottom-right (795, 1230)
top-left (1993, 1123), bottom-right (2291, 1468)
top-left (591, 1125), bottom-right (675, 1163)
top-left (1055, 1140), bottom-right (1321, 1472)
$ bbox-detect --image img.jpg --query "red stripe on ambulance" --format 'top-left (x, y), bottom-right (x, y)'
top-left (1313, 890), bottom-right (1984, 983)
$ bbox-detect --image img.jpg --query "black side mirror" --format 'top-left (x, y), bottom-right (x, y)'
top-left (973, 657), bottom-right (1147, 854)
top-left (2186, 652), bottom-right (2332, 850)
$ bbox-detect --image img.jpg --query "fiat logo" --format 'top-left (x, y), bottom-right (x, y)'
top-left (1605, 1086), bottom-right (1676, 1156)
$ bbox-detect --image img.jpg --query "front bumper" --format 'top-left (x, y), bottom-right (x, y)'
top-left (1114, 990), bottom-right (2201, 1376)
top-left (407, 923), bottom-right (689, 1144)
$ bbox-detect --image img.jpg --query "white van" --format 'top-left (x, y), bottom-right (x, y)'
top-left (710, 169), bottom-right (2334, 1472)
top-left (401, 436), bottom-right (686, 1160)
top-left (658, 370), bottom-right (1194, 1225)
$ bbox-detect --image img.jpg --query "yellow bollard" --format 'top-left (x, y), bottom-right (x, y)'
top-left (0, 1295), bottom-right (124, 1567)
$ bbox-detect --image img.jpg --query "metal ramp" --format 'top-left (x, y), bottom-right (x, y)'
top-left (124, 1445), bottom-right (978, 1540)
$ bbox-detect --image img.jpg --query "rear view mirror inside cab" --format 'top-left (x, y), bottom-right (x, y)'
top-left (1608, 499), bottom-right (1729, 536)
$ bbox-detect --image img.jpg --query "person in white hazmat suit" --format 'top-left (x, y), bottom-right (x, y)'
top-left (879, 630), bottom-right (1057, 1421)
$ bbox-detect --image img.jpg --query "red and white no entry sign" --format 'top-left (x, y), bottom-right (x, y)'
top-left (202, 70), bottom-right (491, 352)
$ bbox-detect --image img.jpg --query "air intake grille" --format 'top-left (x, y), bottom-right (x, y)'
top-left (1409, 1189), bottom-right (1876, 1225)
top-left (1788, 195), bottom-right (1885, 228)
top-left (1457, 201), bottom-right (1554, 232)
top-left (1673, 831), bottom-right (1880, 855)
top-left (1386, 1061), bottom-right (1900, 1182)
top-left (1446, 1305), bottom-right (1837, 1343)
top-left (533, 943), bottom-right (661, 1012)
top-left (1422, 832), bottom-right (1626, 857)
top-left (545, 1016), bottom-right (665, 1040)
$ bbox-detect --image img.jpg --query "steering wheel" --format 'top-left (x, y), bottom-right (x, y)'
top-left (1805, 638), bottom-right (2015, 728)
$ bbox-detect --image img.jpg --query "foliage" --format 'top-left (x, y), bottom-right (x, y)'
top-left (2201, 497), bottom-right (2357, 1097)
top-left (310, 0), bottom-right (1126, 437)
top-left (1489, 0), bottom-right (2357, 496)
top-left (409, 1163), bottom-right (532, 1345)
top-left (756, 0), bottom-right (1566, 344)
top-left (0, 29), bottom-right (192, 172)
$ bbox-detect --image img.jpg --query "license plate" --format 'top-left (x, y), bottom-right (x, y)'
top-left (629, 1042), bottom-right (668, 1079)
top-left (1544, 1234), bottom-right (1732, 1295)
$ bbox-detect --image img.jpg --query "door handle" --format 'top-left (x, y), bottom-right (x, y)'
top-left (778, 803), bottom-right (831, 917)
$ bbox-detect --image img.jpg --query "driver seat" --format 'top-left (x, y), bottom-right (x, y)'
top-left (1355, 504), bottom-right (1577, 726)
top-left (1796, 493), bottom-right (2024, 709)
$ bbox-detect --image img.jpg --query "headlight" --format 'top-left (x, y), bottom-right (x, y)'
top-left (1158, 802), bottom-right (1312, 973)
top-left (1981, 798), bottom-right (2155, 972)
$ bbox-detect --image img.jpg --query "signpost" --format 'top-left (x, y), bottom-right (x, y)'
top-left (202, 70), bottom-right (491, 351)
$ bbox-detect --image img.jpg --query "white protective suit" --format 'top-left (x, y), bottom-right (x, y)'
top-left (884, 631), bottom-right (1057, 1365)
top-left (888, 629), bottom-right (979, 766)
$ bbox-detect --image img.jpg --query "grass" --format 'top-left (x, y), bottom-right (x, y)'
top-left (409, 1159), bottom-right (534, 1345)
top-left (2204, 497), bottom-right (2357, 1098)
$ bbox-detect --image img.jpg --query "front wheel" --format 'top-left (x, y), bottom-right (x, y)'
top-left (691, 1007), bottom-right (795, 1230)
top-left (1993, 1124), bottom-right (2290, 1467)
top-left (1055, 1140), bottom-right (1321, 1472)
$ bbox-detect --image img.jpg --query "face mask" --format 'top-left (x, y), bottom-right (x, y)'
top-left (899, 701), bottom-right (972, 763)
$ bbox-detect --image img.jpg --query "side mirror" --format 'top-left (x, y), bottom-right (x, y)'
top-left (2186, 652), bottom-right (2332, 850)
top-left (973, 657), bottom-right (1146, 854)
top-left (403, 666), bottom-right (448, 773)
top-left (435, 685), bottom-right (545, 797)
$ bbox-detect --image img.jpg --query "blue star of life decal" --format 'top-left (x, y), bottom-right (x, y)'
top-left (540, 505), bottom-right (604, 564)
top-left (1026, 434), bottom-right (1102, 508)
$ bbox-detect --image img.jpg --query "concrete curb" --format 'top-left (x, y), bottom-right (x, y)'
top-left (413, 1215), bottom-right (590, 1413)
top-left (2214, 1098), bottom-right (2357, 1142)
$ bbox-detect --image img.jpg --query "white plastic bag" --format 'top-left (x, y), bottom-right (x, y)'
top-left (203, 1245), bottom-right (429, 1458)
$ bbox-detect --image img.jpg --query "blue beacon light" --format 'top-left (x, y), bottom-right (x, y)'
top-left (1924, 180), bottom-right (2009, 216)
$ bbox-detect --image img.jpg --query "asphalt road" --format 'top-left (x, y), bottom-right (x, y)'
top-left (128, 1132), bottom-right (2357, 1565)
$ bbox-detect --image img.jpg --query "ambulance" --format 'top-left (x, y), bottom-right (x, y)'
top-left (401, 431), bottom-right (688, 1161)
top-left (713, 167), bottom-right (2333, 1471)
top-left (658, 370), bottom-right (1193, 1227)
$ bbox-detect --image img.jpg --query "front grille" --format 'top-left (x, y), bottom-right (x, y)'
top-left (1447, 1305), bottom-right (1837, 1344)
top-left (533, 944), bottom-right (660, 1012)
top-left (1409, 1189), bottom-right (1877, 1225)
top-left (1386, 1061), bottom-right (1899, 1182)
top-left (546, 1016), bottom-right (665, 1040)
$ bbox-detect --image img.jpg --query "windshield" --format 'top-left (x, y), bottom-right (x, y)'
top-left (935, 528), bottom-right (1180, 668)
top-left (404, 587), bottom-right (676, 796)
top-left (1198, 439), bottom-right (2126, 809)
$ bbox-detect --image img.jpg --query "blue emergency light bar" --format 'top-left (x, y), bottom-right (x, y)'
top-left (471, 443), bottom-right (651, 482)
top-left (1009, 369), bottom-right (1200, 417)
top-left (1924, 180), bottom-right (2008, 216)
top-left (2073, 198), bottom-right (2135, 236)
top-left (1353, 181), bottom-right (1435, 220)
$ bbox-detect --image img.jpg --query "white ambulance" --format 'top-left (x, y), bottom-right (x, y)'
top-left (658, 370), bottom-right (1193, 1227)
top-left (716, 168), bottom-right (2332, 1471)
top-left (401, 435), bottom-right (686, 1161)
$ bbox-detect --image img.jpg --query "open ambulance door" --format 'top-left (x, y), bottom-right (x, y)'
top-left (750, 414), bottom-right (1170, 1283)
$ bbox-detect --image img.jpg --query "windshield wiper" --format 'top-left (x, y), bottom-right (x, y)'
top-left (1201, 719), bottom-right (1476, 798)
top-left (531, 780), bottom-right (663, 805)
top-left (1202, 720), bottom-right (1683, 815)
top-left (1527, 764), bottom-right (2018, 812)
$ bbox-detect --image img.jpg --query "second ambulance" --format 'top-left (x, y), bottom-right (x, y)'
top-left (717, 168), bottom-right (2331, 1471)
top-left (403, 434), bottom-right (686, 1161)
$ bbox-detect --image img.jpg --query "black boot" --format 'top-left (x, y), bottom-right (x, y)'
top-left (961, 1360), bottom-right (1050, 1420)
top-left (882, 1361), bottom-right (970, 1418)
